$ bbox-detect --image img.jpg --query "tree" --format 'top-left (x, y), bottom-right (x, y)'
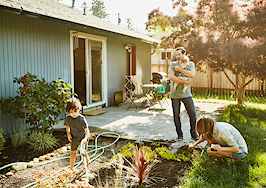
top-left (145, 8), bottom-right (187, 33)
top-left (160, 0), bottom-right (266, 104)
top-left (126, 18), bottom-right (138, 32)
top-left (89, 0), bottom-right (109, 19)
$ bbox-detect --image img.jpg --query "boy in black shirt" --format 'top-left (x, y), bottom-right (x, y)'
top-left (64, 97), bottom-right (90, 171)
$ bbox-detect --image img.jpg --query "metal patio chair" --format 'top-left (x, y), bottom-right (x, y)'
top-left (124, 75), bottom-right (145, 110)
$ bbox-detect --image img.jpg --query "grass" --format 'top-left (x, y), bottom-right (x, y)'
top-left (192, 91), bottom-right (266, 109)
top-left (179, 98), bottom-right (266, 187)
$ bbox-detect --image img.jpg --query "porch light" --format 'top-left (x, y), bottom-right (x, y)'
top-left (125, 45), bottom-right (131, 52)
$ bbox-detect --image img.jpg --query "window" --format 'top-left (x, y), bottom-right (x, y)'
top-left (167, 52), bottom-right (171, 59)
top-left (161, 52), bottom-right (171, 60)
top-left (161, 52), bottom-right (166, 60)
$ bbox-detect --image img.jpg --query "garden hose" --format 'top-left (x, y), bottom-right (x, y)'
top-left (0, 132), bottom-right (120, 188)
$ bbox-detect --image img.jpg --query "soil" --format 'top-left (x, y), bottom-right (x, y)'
top-left (0, 131), bottom-right (193, 188)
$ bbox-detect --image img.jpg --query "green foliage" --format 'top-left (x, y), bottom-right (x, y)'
top-left (0, 129), bottom-right (6, 152)
top-left (192, 91), bottom-right (266, 108)
top-left (156, 146), bottom-right (191, 162)
top-left (145, 7), bottom-right (186, 33)
top-left (0, 72), bottom-right (73, 131)
top-left (27, 130), bottom-right (59, 153)
top-left (89, 0), bottom-right (109, 19)
top-left (180, 104), bottom-right (266, 187)
top-left (112, 142), bottom-right (158, 163)
top-left (112, 142), bottom-right (192, 163)
top-left (126, 18), bottom-right (138, 32)
top-left (150, 142), bottom-right (161, 147)
top-left (10, 126), bottom-right (27, 148)
top-left (128, 145), bottom-right (156, 186)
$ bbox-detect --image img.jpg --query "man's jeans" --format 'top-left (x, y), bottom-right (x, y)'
top-left (171, 97), bottom-right (196, 138)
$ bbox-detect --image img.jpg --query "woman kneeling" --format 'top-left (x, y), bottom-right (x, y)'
top-left (188, 116), bottom-right (248, 160)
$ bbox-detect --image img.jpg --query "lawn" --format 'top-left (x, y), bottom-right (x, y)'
top-left (192, 91), bottom-right (266, 109)
top-left (179, 92), bottom-right (266, 188)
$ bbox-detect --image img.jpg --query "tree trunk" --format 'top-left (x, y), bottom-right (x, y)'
top-left (235, 86), bottom-right (246, 105)
top-left (235, 74), bottom-right (253, 105)
top-left (223, 71), bottom-right (253, 105)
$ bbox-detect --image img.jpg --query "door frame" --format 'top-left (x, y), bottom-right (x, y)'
top-left (70, 30), bottom-right (108, 108)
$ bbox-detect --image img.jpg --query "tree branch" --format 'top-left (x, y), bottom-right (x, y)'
top-left (223, 70), bottom-right (236, 88)
top-left (243, 77), bottom-right (254, 88)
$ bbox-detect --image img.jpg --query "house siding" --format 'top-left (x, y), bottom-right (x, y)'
top-left (0, 10), bottom-right (152, 135)
top-left (0, 10), bottom-right (71, 135)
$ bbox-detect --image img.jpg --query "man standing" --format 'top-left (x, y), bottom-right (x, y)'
top-left (169, 47), bottom-right (197, 140)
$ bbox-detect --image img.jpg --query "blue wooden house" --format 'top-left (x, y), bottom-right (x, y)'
top-left (0, 0), bottom-right (160, 135)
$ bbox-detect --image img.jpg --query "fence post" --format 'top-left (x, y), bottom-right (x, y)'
top-left (165, 57), bottom-right (168, 76)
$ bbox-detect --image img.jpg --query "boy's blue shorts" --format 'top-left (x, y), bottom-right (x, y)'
top-left (229, 152), bottom-right (246, 159)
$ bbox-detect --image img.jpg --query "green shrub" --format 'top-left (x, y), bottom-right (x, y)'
top-left (156, 146), bottom-right (191, 162)
top-left (10, 126), bottom-right (28, 148)
top-left (111, 142), bottom-right (191, 163)
top-left (0, 129), bottom-right (6, 153)
top-left (0, 72), bottom-right (73, 131)
top-left (112, 142), bottom-right (158, 163)
top-left (27, 130), bottom-right (59, 153)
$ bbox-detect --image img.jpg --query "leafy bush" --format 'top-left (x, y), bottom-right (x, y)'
top-left (156, 146), bottom-right (191, 162)
top-left (27, 130), bottom-right (59, 153)
top-left (0, 129), bottom-right (6, 153)
top-left (112, 142), bottom-right (158, 162)
top-left (10, 126), bottom-right (28, 148)
top-left (113, 142), bottom-right (191, 163)
top-left (0, 72), bottom-right (73, 131)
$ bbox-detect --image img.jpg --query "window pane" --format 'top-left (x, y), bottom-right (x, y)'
top-left (91, 41), bottom-right (102, 103)
top-left (162, 52), bottom-right (166, 60)
top-left (167, 52), bottom-right (171, 59)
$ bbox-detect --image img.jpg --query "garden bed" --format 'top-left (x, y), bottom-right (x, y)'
top-left (0, 131), bottom-right (193, 187)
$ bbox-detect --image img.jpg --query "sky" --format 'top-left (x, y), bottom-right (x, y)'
top-left (60, 0), bottom-right (196, 33)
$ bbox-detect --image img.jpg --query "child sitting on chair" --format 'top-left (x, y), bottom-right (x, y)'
top-left (173, 56), bottom-right (191, 95)
top-left (64, 97), bottom-right (90, 171)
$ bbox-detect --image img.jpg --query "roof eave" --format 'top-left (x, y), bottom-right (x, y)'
top-left (0, 4), bottom-right (160, 45)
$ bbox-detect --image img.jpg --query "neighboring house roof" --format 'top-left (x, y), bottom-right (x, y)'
top-left (0, 0), bottom-right (160, 44)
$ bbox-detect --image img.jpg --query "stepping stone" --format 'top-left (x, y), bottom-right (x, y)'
top-left (12, 163), bottom-right (27, 171)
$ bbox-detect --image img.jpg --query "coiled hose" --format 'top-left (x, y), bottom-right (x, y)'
top-left (0, 132), bottom-right (120, 188)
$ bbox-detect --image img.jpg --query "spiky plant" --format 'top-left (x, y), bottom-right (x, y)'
top-left (27, 130), bottom-right (59, 153)
top-left (122, 145), bottom-right (156, 187)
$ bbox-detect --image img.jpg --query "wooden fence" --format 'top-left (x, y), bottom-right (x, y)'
top-left (151, 61), bottom-right (266, 93)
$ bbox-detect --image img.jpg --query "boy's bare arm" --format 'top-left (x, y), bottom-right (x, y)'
top-left (83, 128), bottom-right (90, 143)
top-left (65, 125), bottom-right (72, 142)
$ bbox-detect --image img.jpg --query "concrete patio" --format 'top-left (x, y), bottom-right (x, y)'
top-left (53, 99), bottom-right (226, 148)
